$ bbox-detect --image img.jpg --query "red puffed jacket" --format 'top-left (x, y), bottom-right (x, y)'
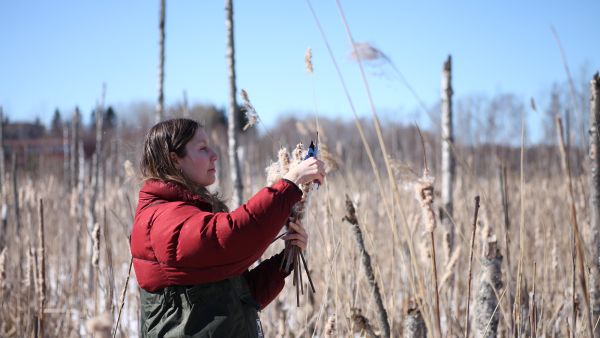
top-left (130, 178), bottom-right (302, 309)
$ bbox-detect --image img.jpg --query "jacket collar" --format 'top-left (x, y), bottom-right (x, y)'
top-left (139, 179), bottom-right (212, 209)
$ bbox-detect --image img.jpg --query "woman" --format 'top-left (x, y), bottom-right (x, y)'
top-left (130, 118), bottom-right (325, 337)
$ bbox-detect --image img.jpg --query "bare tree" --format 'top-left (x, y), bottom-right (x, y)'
top-left (440, 55), bottom-right (455, 256)
top-left (589, 72), bottom-right (600, 338)
top-left (156, 0), bottom-right (166, 124)
top-left (225, 0), bottom-right (243, 208)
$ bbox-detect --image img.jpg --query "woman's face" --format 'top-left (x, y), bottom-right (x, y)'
top-left (172, 128), bottom-right (218, 187)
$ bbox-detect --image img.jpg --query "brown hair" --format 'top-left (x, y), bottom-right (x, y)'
top-left (140, 118), bottom-right (228, 212)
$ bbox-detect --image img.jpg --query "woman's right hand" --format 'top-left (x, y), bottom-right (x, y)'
top-left (283, 157), bottom-right (325, 186)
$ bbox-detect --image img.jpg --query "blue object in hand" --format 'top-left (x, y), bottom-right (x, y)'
top-left (304, 141), bottom-right (318, 160)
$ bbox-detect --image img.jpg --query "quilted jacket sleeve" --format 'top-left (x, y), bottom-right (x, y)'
top-left (149, 179), bottom-right (302, 270)
top-left (243, 251), bottom-right (290, 310)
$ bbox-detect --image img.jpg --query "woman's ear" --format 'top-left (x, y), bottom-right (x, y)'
top-left (169, 152), bottom-right (180, 169)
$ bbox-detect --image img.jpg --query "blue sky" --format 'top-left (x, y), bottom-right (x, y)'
top-left (1, 1), bottom-right (599, 140)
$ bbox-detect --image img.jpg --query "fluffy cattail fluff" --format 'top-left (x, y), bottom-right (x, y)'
top-left (404, 298), bottom-right (427, 338)
top-left (305, 47), bottom-right (313, 74)
top-left (278, 148), bottom-right (290, 176)
top-left (351, 308), bottom-right (378, 338)
top-left (240, 89), bottom-right (258, 131)
top-left (324, 314), bottom-right (336, 337)
top-left (414, 171), bottom-right (436, 233)
top-left (265, 148), bottom-right (289, 186)
top-left (319, 143), bottom-right (339, 173)
top-left (475, 225), bottom-right (503, 338)
top-left (86, 313), bottom-right (112, 338)
top-left (92, 222), bottom-right (100, 267)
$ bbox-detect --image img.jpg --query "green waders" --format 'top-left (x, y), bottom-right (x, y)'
top-left (140, 276), bottom-right (264, 338)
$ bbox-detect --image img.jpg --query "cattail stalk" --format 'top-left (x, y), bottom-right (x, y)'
top-left (497, 164), bottom-right (514, 332)
top-left (343, 194), bottom-right (390, 338)
top-left (0, 107), bottom-right (4, 199)
top-left (556, 115), bottom-right (594, 338)
top-left (36, 199), bottom-right (46, 338)
top-left (225, 0), bottom-right (244, 208)
top-left (589, 72), bottom-right (600, 338)
top-left (113, 257), bottom-right (133, 338)
top-left (156, 0), bottom-right (165, 123)
top-left (465, 195), bottom-right (481, 338)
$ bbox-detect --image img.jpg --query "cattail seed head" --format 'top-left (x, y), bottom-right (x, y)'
top-left (278, 148), bottom-right (290, 175)
top-left (414, 173), bottom-right (436, 233)
top-left (86, 313), bottom-right (112, 338)
top-left (240, 89), bottom-right (259, 131)
top-left (305, 47), bottom-right (313, 74)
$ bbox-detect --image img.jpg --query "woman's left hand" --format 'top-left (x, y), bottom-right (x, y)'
top-left (283, 218), bottom-right (308, 251)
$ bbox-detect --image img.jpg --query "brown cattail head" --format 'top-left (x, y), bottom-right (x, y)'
top-left (350, 307), bottom-right (376, 336)
top-left (414, 172), bottom-right (436, 233)
top-left (92, 222), bottom-right (100, 267)
top-left (305, 47), bottom-right (314, 74)
top-left (240, 89), bottom-right (259, 131)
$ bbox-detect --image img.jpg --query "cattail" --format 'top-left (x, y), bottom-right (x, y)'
top-left (351, 308), bottom-right (378, 338)
top-left (278, 148), bottom-right (290, 175)
top-left (404, 298), bottom-right (427, 338)
top-left (240, 89), bottom-right (259, 131)
top-left (324, 314), bottom-right (336, 337)
top-left (344, 195), bottom-right (390, 338)
top-left (92, 222), bottom-right (100, 267)
top-left (87, 313), bottom-right (112, 338)
top-left (414, 172), bottom-right (436, 233)
top-left (305, 47), bottom-right (313, 74)
top-left (475, 224), bottom-right (503, 338)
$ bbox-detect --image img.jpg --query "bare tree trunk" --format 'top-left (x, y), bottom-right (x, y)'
top-left (475, 226), bottom-right (503, 338)
top-left (63, 119), bottom-right (70, 193)
top-left (156, 0), bottom-right (166, 124)
top-left (70, 108), bottom-right (81, 194)
top-left (225, 0), bottom-right (243, 208)
top-left (589, 72), bottom-right (600, 338)
top-left (88, 86), bottom-right (106, 294)
top-left (11, 153), bottom-right (21, 235)
top-left (440, 55), bottom-right (455, 257)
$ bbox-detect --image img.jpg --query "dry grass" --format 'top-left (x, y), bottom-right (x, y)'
top-left (0, 121), bottom-right (594, 337)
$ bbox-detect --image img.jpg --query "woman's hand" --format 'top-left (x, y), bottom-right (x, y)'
top-left (283, 157), bottom-right (326, 186)
top-left (283, 218), bottom-right (308, 251)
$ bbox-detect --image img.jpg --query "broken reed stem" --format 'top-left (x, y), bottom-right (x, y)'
top-left (556, 115), bottom-right (594, 338)
top-left (37, 198), bottom-right (46, 338)
top-left (343, 194), bottom-right (391, 338)
top-left (113, 257), bottom-right (133, 338)
top-left (464, 195), bottom-right (481, 338)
